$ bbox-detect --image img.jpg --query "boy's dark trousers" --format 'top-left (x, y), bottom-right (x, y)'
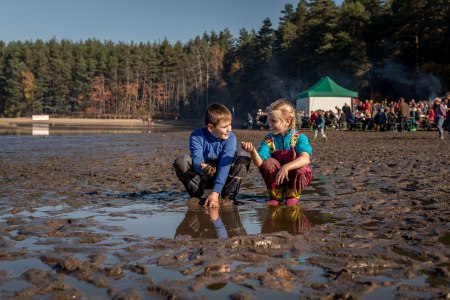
top-left (173, 148), bottom-right (250, 200)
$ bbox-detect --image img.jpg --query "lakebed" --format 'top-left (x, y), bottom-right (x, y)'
top-left (0, 122), bottom-right (449, 299)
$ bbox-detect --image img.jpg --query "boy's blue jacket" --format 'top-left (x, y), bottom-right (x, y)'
top-left (190, 127), bottom-right (236, 194)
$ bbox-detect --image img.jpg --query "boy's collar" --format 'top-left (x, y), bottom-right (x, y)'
top-left (203, 127), bottom-right (220, 141)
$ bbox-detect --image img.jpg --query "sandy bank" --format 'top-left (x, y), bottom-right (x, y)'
top-left (0, 117), bottom-right (170, 127)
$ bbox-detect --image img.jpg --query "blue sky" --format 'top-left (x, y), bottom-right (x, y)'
top-left (0, 0), bottom-right (343, 44)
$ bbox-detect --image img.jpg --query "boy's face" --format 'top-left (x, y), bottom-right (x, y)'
top-left (207, 118), bottom-right (232, 140)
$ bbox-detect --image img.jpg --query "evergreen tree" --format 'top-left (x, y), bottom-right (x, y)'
top-left (1, 43), bottom-right (28, 116)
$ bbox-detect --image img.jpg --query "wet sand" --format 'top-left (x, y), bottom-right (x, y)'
top-left (0, 126), bottom-right (449, 299)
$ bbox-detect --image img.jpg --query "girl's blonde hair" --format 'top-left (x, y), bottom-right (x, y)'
top-left (269, 98), bottom-right (297, 147)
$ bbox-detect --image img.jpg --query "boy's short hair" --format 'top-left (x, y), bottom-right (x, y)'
top-left (204, 103), bottom-right (232, 126)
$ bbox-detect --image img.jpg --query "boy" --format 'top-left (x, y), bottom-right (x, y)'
top-left (173, 103), bottom-right (250, 207)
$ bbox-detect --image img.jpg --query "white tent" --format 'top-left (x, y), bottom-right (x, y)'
top-left (296, 76), bottom-right (358, 113)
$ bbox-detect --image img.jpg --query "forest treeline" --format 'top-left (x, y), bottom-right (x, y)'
top-left (0, 0), bottom-right (449, 120)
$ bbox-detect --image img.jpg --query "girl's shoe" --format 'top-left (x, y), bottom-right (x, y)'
top-left (267, 199), bottom-right (280, 206)
top-left (285, 198), bottom-right (299, 206)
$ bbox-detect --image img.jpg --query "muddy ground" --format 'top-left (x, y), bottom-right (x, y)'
top-left (0, 127), bottom-right (449, 299)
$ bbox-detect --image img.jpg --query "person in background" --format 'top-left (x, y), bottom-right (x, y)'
top-left (398, 97), bottom-right (411, 132)
top-left (295, 110), bottom-right (302, 130)
top-left (328, 110), bottom-right (338, 129)
top-left (373, 107), bottom-right (387, 131)
top-left (309, 110), bottom-right (318, 130)
top-left (387, 107), bottom-right (398, 131)
top-left (336, 108), bottom-right (346, 130)
top-left (313, 110), bottom-right (327, 141)
top-left (433, 97), bottom-right (446, 139)
top-left (410, 107), bottom-right (418, 131)
top-left (245, 112), bottom-right (253, 129)
top-left (445, 92), bottom-right (450, 136)
top-left (173, 103), bottom-right (250, 207)
top-left (423, 105), bottom-right (434, 130)
top-left (241, 99), bottom-right (313, 207)
top-left (363, 99), bottom-right (372, 114)
top-left (361, 109), bottom-right (372, 131)
top-left (342, 102), bottom-right (351, 119)
top-left (346, 110), bottom-right (357, 130)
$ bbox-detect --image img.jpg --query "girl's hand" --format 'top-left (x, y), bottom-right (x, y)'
top-left (275, 166), bottom-right (289, 185)
top-left (241, 141), bottom-right (255, 152)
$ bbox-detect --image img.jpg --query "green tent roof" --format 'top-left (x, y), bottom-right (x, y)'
top-left (296, 76), bottom-right (358, 98)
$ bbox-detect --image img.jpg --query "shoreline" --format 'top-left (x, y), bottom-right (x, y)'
top-left (0, 117), bottom-right (178, 127)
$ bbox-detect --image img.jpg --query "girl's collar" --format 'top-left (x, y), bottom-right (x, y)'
top-left (273, 128), bottom-right (292, 138)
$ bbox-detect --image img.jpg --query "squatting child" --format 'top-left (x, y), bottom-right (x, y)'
top-left (173, 103), bottom-right (250, 207)
top-left (241, 99), bottom-right (313, 206)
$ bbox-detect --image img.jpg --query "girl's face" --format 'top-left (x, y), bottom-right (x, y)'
top-left (268, 111), bottom-right (290, 135)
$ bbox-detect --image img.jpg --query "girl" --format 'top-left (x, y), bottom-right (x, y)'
top-left (241, 99), bottom-right (313, 206)
top-left (313, 110), bottom-right (327, 140)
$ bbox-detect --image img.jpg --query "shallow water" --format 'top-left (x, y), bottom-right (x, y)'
top-left (0, 123), bottom-right (193, 136)
top-left (0, 190), bottom-right (331, 242)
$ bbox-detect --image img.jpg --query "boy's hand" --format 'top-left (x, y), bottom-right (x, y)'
top-left (241, 141), bottom-right (255, 152)
top-left (204, 192), bottom-right (220, 208)
top-left (200, 163), bottom-right (216, 177)
top-left (204, 164), bottom-right (216, 177)
top-left (208, 207), bottom-right (219, 221)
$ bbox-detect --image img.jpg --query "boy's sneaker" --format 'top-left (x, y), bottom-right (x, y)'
top-left (267, 199), bottom-right (280, 206)
top-left (285, 198), bottom-right (299, 206)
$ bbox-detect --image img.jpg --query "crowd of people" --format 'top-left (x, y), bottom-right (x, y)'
top-left (243, 93), bottom-right (450, 141)
top-left (293, 93), bottom-right (450, 139)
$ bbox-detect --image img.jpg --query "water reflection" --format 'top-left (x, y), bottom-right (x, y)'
top-left (0, 123), bottom-right (194, 135)
top-left (175, 198), bottom-right (314, 239)
top-left (175, 198), bottom-right (247, 239)
top-left (261, 205), bottom-right (311, 235)
top-left (32, 124), bottom-right (49, 136)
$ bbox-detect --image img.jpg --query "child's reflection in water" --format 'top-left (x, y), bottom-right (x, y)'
top-left (175, 198), bottom-right (246, 239)
top-left (176, 199), bottom-right (311, 239)
top-left (261, 205), bottom-right (311, 235)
